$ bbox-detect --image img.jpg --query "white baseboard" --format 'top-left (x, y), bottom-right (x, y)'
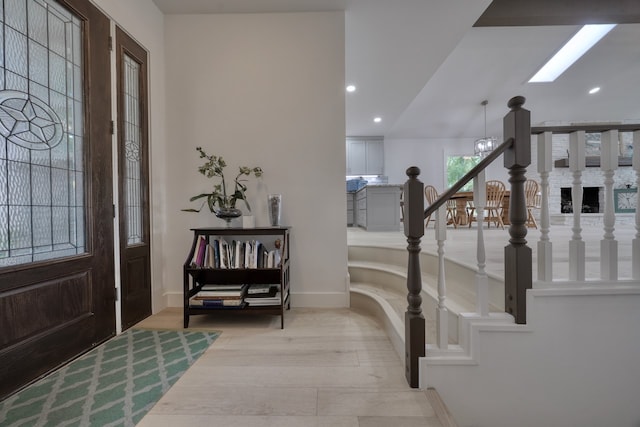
top-left (166, 291), bottom-right (183, 308)
top-left (289, 291), bottom-right (349, 308)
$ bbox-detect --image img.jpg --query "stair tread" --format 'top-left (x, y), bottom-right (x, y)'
top-left (350, 284), bottom-right (446, 346)
top-left (349, 265), bottom-right (477, 313)
top-left (351, 282), bottom-right (457, 345)
top-left (349, 259), bottom-right (477, 291)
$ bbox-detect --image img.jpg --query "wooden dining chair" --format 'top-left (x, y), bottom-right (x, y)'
top-left (446, 198), bottom-right (459, 228)
top-left (485, 180), bottom-right (506, 229)
top-left (424, 185), bottom-right (438, 228)
top-left (423, 185), bottom-right (457, 228)
top-left (525, 179), bottom-right (540, 229)
top-left (468, 180), bottom-right (506, 229)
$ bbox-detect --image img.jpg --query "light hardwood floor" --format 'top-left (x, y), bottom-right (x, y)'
top-left (135, 307), bottom-right (445, 427)
top-left (135, 219), bottom-right (637, 426)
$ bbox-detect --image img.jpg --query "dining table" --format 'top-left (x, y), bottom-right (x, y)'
top-left (450, 191), bottom-right (511, 226)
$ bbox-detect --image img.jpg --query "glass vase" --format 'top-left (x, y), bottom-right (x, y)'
top-left (268, 194), bottom-right (282, 226)
top-left (215, 207), bottom-right (242, 227)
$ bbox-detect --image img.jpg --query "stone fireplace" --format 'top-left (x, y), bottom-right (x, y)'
top-left (560, 187), bottom-right (602, 213)
top-left (528, 130), bottom-right (636, 226)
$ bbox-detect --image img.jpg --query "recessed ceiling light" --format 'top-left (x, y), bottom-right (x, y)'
top-left (373, 117), bottom-right (382, 123)
top-left (346, 85), bottom-right (356, 92)
top-left (589, 87), bottom-right (600, 94)
top-left (528, 24), bottom-right (616, 83)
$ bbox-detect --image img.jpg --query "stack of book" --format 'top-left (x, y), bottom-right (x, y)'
top-left (190, 284), bottom-right (248, 308)
top-left (244, 284), bottom-right (282, 306)
top-left (190, 237), bottom-right (282, 269)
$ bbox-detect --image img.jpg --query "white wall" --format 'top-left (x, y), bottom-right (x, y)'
top-left (163, 12), bottom-right (347, 307)
top-left (385, 137), bottom-right (508, 192)
top-left (424, 287), bottom-right (640, 427)
top-left (90, 0), bottom-right (168, 312)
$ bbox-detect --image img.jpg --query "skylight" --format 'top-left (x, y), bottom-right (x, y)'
top-left (528, 24), bottom-right (616, 83)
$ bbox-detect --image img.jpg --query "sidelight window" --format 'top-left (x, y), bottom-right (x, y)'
top-left (122, 54), bottom-right (142, 245)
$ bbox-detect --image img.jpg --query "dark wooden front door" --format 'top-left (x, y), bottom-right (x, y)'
top-left (116, 27), bottom-right (152, 330)
top-left (0, 0), bottom-right (114, 399)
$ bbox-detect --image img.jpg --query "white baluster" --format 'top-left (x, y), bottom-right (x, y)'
top-left (569, 131), bottom-right (586, 281)
top-left (435, 204), bottom-right (448, 349)
top-left (633, 130), bottom-right (640, 280)
top-left (600, 130), bottom-right (618, 280)
top-left (474, 171), bottom-right (488, 316)
top-left (537, 131), bottom-right (553, 282)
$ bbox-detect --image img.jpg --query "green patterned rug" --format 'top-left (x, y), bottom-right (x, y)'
top-left (0, 329), bottom-right (219, 426)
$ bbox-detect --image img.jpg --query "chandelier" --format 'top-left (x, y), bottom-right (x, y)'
top-left (474, 100), bottom-right (497, 157)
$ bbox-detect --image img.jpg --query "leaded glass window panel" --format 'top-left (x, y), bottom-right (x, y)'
top-left (0, 0), bottom-right (85, 267)
top-left (123, 54), bottom-right (142, 245)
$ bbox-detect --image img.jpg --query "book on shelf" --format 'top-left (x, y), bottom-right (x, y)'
top-left (190, 298), bottom-right (246, 308)
top-left (245, 290), bottom-right (285, 306)
top-left (242, 240), bottom-right (251, 269)
top-left (253, 241), bottom-right (266, 268)
top-left (265, 249), bottom-right (281, 268)
top-left (227, 239), bottom-right (237, 269)
top-left (201, 284), bottom-right (245, 291)
top-left (197, 236), bottom-right (208, 266)
top-left (205, 243), bottom-right (214, 268)
top-left (194, 284), bottom-right (248, 299)
top-left (246, 284), bottom-right (279, 297)
top-left (191, 237), bottom-right (283, 270)
top-left (202, 298), bottom-right (244, 307)
top-left (212, 240), bottom-right (220, 268)
top-left (220, 239), bottom-right (230, 268)
top-left (190, 235), bottom-right (206, 267)
top-left (257, 243), bottom-right (268, 268)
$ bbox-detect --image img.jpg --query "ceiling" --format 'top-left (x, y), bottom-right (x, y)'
top-left (151, 0), bottom-right (640, 141)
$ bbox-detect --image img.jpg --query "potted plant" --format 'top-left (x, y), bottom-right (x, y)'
top-left (183, 147), bottom-right (263, 225)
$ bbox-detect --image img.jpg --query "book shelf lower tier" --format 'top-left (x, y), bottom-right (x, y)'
top-left (187, 292), bottom-right (289, 315)
top-left (184, 267), bottom-right (290, 329)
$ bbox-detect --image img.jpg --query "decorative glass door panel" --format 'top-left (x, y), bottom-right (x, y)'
top-left (123, 53), bottom-right (142, 245)
top-left (0, 0), bottom-right (85, 267)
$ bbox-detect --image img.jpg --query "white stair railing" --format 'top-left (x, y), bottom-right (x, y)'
top-left (634, 130), bottom-right (640, 280)
top-left (532, 124), bottom-right (640, 282)
top-left (435, 205), bottom-right (448, 349)
top-left (569, 131), bottom-right (586, 281)
top-left (473, 171), bottom-right (489, 316)
top-left (600, 130), bottom-right (618, 280)
top-left (537, 131), bottom-right (553, 282)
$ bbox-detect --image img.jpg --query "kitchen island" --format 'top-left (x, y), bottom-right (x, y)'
top-left (352, 184), bottom-right (402, 231)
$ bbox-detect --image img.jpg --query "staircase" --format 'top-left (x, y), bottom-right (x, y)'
top-left (347, 97), bottom-right (640, 425)
top-left (347, 227), bottom-right (640, 427)
top-left (348, 242), bottom-right (504, 359)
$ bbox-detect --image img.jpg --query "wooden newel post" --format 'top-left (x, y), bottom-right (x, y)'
top-left (404, 166), bottom-right (425, 388)
top-left (503, 96), bottom-right (532, 324)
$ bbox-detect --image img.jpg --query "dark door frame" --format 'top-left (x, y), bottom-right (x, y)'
top-left (115, 26), bottom-right (152, 331)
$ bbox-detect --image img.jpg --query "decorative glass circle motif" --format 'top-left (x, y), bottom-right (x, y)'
top-left (125, 141), bottom-right (140, 161)
top-left (0, 90), bottom-right (64, 150)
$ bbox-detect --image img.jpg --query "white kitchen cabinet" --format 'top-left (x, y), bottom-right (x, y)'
top-left (346, 192), bottom-right (355, 226)
top-left (354, 185), bottom-right (402, 231)
top-left (346, 137), bottom-right (383, 176)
